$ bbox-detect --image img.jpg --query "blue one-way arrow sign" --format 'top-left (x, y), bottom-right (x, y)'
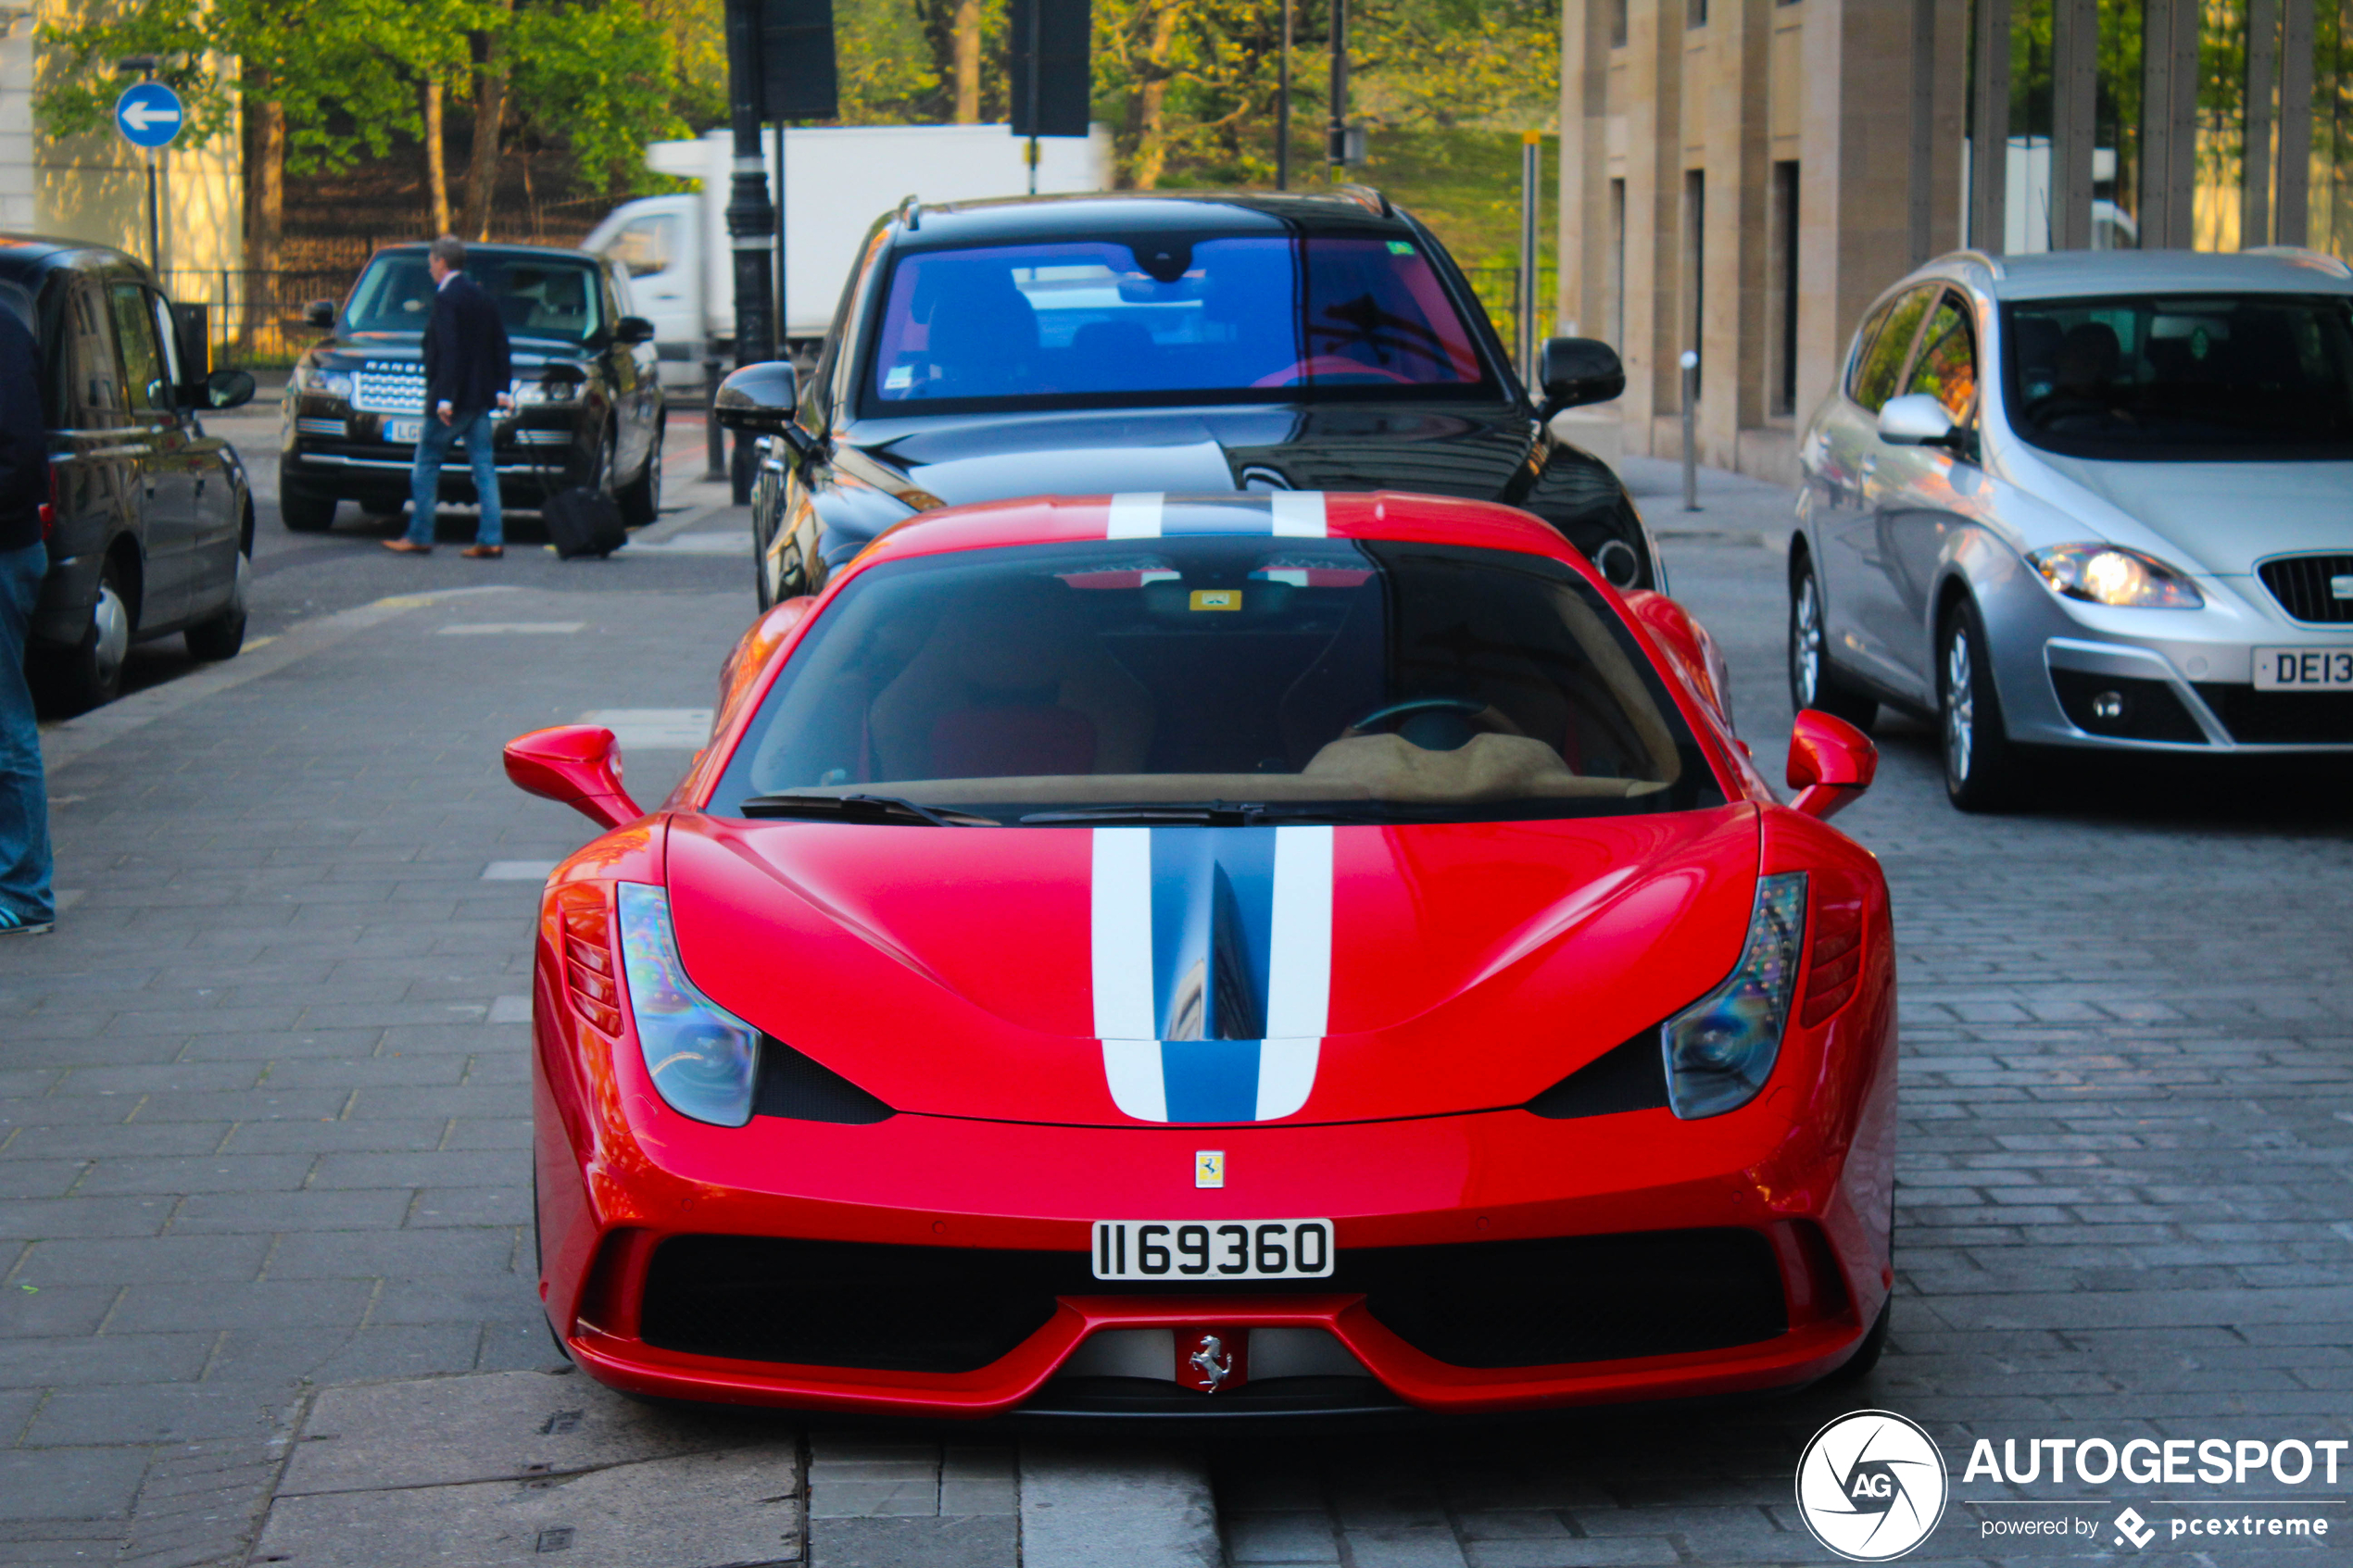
top-left (114, 82), bottom-right (184, 149)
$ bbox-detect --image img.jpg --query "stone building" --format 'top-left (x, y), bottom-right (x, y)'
top-left (1555, 0), bottom-right (2353, 485)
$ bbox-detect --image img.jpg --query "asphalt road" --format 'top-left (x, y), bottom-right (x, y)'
top-left (3, 415), bottom-right (2350, 1567)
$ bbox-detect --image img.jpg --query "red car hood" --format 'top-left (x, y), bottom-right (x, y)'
top-left (665, 805), bottom-right (1758, 1127)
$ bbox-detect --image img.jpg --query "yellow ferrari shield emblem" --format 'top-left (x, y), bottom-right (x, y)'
top-left (1189, 589), bottom-right (1240, 611)
top-left (1195, 1150), bottom-right (1226, 1188)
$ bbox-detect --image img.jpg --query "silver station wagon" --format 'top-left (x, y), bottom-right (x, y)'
top-left (1789, 248), bottom-right (2353, 809)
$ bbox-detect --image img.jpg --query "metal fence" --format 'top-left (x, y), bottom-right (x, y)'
top-left (157, 268), bottom-right (364, 370)
top-left (1458, 264), bottom-right (1558, 364)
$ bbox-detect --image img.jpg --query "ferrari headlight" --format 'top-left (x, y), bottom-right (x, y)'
top-left (616, 883), bottom-right (758, 1127)
top-left (1662, 872), bottom-right (1806, 1120)
top-left (2028, 544), bottom-right (2203, 608)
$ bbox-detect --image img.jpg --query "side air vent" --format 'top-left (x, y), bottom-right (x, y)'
top-left (1524, 1032), bottom-right (1669, 1120)
top-left (754, 1035), bottom-right (896, 1123)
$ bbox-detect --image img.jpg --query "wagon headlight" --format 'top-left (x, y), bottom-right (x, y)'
top-left (510, 375), bottom-right (583, 407)
top-left (292, 362), bottom-right (352, 400)
top-left (616, 883), bottom-right (758, 1127)
top-left (2028, 544), bottom-right (2203, 608)
top-left (1662, 872), bottom-right (1806, 1119)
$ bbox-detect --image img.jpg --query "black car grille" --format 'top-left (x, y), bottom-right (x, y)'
top-left (2193, 684), bottom-right (2353, 746)
top-left (2258, 555), bottom-right (2353, 624)
top-left (635, 1227), bottom-right (1787, 1374)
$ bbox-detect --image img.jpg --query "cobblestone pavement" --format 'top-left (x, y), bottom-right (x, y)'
top-left (3, 430), bottom-right (2349, 1566)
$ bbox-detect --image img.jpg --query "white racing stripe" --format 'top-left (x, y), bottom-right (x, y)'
top-left (1106, 493), bottom-right (1166, 538)
top-left (1268, 491), bottom-right (1328, 537)
top-left (1256, 824), bottom-right (1334, 1119)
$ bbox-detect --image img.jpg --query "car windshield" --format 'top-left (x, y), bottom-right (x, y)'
top-left (2004, 293), bottom-right (2353, 460)
top-left (341, 253), bottom-right (607, 344)
top-left (709, 531), bottom-right (1724, 825)
top-left (860, 234), bottom-right (1491, 414)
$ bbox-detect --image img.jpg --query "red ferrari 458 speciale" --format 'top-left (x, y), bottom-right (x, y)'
top-left (506, 489), bottom-right (1894, 1420)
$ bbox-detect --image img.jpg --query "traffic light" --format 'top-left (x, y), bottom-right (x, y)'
top-left (1009, 0), bottom-right (1089, 138)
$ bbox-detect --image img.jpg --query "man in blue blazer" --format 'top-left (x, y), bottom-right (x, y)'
top-left (387, 234), bottom-right (512, 558)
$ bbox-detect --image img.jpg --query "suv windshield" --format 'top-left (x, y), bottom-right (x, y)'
top-left (861, 235), bottom-right (1491, 414)
top-left (2005, 293), bottom-right (2353, 460)
top-left (342, 252), bottom-right (608, 344)
top-left (710, 530), bottom-right (1723, 825)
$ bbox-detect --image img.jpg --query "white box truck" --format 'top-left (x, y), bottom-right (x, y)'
top-left (585, 123), bottom-right (1112, 384)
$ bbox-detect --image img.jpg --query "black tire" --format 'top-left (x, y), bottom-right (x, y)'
top-left (1938, 596), bottom-right (2027, 811)
top-left (280, 485), bottom-right (337, 533)
top-left (33, 554), bottom-right (134, 717)
top-left (1828, 1297), bottom-right (1893, 1385)
top-left (1788, 553), bottom-right (1878, 730)
top-left (617, 417), bottom-right (663, 528)
top-left (183, 549), bottom-right (248, 663)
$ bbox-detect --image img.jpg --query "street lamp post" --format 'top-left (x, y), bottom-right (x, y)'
top-left (1276, 0), bottom-right (1291, 191)
top-left (722, 0), bottom-right (777, 372)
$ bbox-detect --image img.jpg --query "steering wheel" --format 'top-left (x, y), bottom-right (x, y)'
top-left (1251, 356), bottom-right (1420, 389)
top-left (1347, 696), bottom-right (1490, 733)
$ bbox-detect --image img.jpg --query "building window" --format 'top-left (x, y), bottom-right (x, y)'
top-left (1688, 0), bottom-right (1708, 27)
top-left (1683, 169), bottom-right (1705, 400)
top-left (1609, 178), bottom-right (1626, 353)
top-left (1769, 160), bottom-right (1800, 415)
top-left (1610, 0), bottom-right (1628, 48)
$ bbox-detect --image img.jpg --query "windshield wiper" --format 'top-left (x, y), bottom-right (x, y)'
top-left (1018, 802), bottom-right (1390, 826)
top-left (740, 793), bottom-right (995, 826)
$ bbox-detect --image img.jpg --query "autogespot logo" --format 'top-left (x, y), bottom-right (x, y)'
top-left (1796, 1411), bottom-right (1951, 1561)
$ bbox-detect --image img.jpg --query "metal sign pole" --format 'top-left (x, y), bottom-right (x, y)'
top-left (145, 152), bottom-right (160, 270)
top-left (1680, 349), bottom-right (1700, 512)
top-left (1326, 0), bottom-right (1347, 180)
top-left (1518, 131), bottom-right (1539, 393)
top-left (1276, 0), bottom-right (1291, 190)
top-left (1026, 0), bottom-right (1041, 194)
top-left (772, 119), bottom-right (787, 359)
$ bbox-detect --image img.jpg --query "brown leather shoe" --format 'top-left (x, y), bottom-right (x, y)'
top-left (460, 545), bottom-right (504, 559)
top-left (382, 539), bottom-right (432, 555)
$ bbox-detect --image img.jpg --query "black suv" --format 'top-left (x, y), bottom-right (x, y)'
top-left (714, 188), bottom-right (1644, 608)
top-left (0, 236), bottom-right (257, 712)
top-left (280, 243), bottom-right (665, 533)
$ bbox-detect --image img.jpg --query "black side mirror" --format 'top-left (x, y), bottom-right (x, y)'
top-left (303, 300), bottom-right (336, 329)
top-left (613, 315), bottom-right (657, 346)
top-left (1537, 337), bottom-right (1626, 416)
top-left (204, 369), bottom-right (256, 410)
top-left (713, 360), bottom-right (799, 435)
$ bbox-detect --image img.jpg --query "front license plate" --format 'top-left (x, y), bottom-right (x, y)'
top-left (1091, 1219), bottom-right (1334, 1281)
top-left (2253, 647), bottom-right (2353, 690)
top-left (384, 419), bottom-right (423, 444)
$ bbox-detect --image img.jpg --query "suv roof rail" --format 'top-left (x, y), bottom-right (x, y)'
top-left (896, 194), bottom-right (921, 232)
top-left (2244, 245), bottom-right (2353, 278)
top-left (1334, 183), bottom-right (1393, 220)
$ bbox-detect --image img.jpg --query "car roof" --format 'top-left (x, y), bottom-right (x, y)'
top-left (367, 242), bottom-right (603, 264)
top-left (849, 492), bottom-right (1587, 573)
top-left (890, 188), bottom-right (1415, 251)
top-left (1924, 246), bottom-right (2353, 301)
top-left (0, 233), bottom-right (145, 280)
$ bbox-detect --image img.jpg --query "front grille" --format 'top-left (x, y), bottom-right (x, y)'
top-left (2259, 555), bottom-right (2353, 624)
top-left (2193, 684), bottom-right (2353, 746)
top-left (2048, 670), bottom-right (2208, 743)
top-left (294, 418), bottom-right (346, 439)
top-left (635, 1227), bottom-right (1787, 1374)
top-left (352, 361), bottom-right (427, 415)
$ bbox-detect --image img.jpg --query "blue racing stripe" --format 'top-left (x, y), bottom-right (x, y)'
top-left (1161, 1040), bottom-right (1260, 1123)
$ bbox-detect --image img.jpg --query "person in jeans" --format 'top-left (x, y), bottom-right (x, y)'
top-left (387, 234), bottom-right (511, 558)
top-left (0, 301), bottom-right (53, 935)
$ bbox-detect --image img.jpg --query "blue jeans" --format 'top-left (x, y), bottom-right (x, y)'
top-left (0, 540), bottom-right (53, 925)
top-left (407, 408), bottom-right (502, 546)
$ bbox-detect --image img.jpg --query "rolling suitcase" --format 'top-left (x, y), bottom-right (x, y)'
top-left (543, 486), bottom-right (627, 559)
